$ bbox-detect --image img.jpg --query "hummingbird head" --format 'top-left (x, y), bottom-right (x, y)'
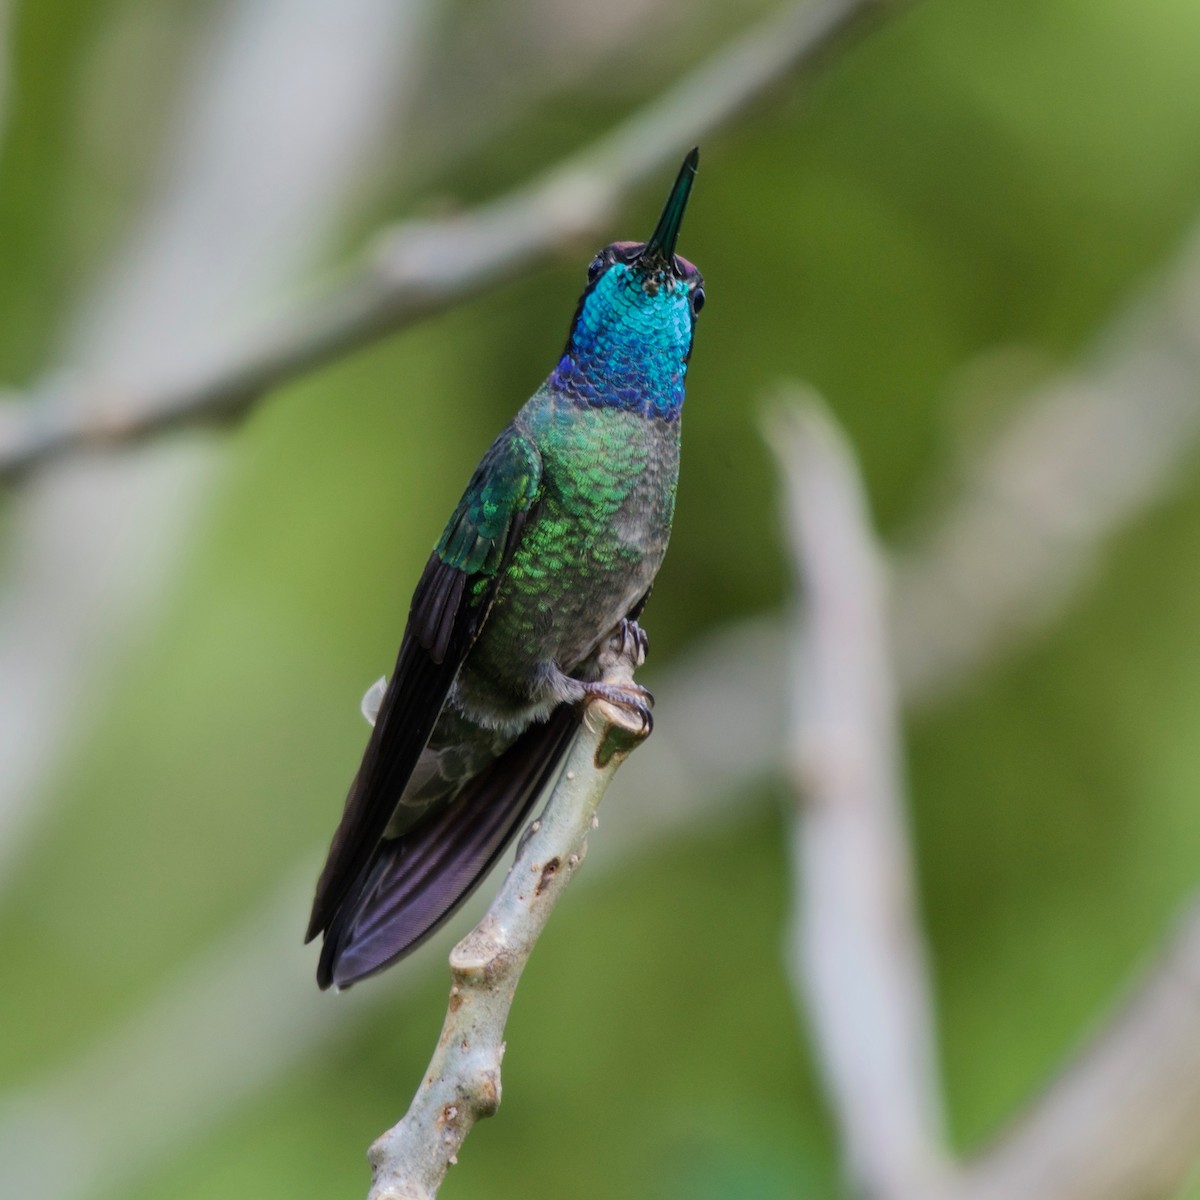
top-left (551, 149), bottom-right (704, 419)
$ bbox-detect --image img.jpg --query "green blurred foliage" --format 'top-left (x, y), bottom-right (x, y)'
top-left (4, 0), bottom-right (1200, 1196)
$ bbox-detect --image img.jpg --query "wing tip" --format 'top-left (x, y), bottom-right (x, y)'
top-left (316, 943), bottom-right (337, 990)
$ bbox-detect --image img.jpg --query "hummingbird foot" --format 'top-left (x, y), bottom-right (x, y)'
top-left (579, 679), bottom-right (654, 736)
top-left (612, 617), bottom-right (649, 667)
top-left (537, 620), bottom-right (654, 733)
top-left (580, 617), bottom-right (653, 732)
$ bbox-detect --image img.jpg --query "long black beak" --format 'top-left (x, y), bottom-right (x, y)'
top-left (642, 148), bottom-right (699, 268)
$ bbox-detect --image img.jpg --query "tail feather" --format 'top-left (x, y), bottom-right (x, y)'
top-left (317, 705), bottom-right (580, 990)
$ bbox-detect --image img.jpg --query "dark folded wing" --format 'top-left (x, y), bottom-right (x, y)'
top-left (307, 427), bottom-right (542, 942)
top-left (318, 704), bottom-right (580, 989)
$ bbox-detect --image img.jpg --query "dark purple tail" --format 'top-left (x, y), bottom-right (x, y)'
top-left (317, 706), bottom-right (579, 989)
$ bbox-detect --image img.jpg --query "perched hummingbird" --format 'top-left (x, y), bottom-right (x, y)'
top-left (307, 149), bottom-right (704, 989)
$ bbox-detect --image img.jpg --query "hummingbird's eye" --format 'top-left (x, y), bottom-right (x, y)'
top-left (586, 256), bottom-right (604, 283)
top-left (691, 286), bottom-right (706, 315)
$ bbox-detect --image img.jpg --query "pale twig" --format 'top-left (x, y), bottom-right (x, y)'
top-left (366, 633), bottom-right (650, 1200)
top-left (946, 899), bottom-right (1200, 1200)
top-left (766, 393), bottom-right (949, 1200)
top-left (0, 0), bottom-right (900, 482)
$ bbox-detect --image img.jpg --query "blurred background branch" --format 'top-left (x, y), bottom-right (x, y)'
top-left (0, 0), bottom-right (429, 908)
top-left (771, 394), bottom-right (1200, 1200)
top-left (950, 898), bottom-right (1200, 1200)
top-left (892, 218), bottom-right (1200, 707)
top-left (769, 395), bottom-right (949, 1200)
top-left (0, 0), bottom-right (898, 483)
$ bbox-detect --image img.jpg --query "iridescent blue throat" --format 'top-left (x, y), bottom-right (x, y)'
top-left (548, 262), bottom-right (692, 420)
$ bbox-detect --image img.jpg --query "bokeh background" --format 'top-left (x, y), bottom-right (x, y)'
top-left (2, 0), bottom-right (1200, 1197)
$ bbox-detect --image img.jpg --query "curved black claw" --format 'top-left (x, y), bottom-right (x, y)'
top-left (581, 680), bottom-right (654, 736)
top-left (615, 618), bottom-right (650, 666)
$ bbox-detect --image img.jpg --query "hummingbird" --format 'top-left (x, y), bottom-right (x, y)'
top-left (307, 149), bottom-right (704, 989)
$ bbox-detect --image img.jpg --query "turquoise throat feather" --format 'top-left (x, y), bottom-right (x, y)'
top-left (307, 150), bottom-right (705, 989)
